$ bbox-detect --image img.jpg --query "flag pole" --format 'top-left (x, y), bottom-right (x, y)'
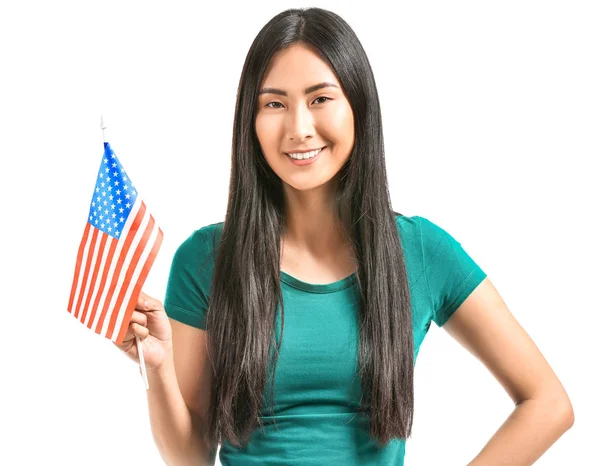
top-left (101, 115), bottom-right (150, 390)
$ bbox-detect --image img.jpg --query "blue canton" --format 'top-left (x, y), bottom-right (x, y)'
top-left (88, 142), bottom-right (138, 239)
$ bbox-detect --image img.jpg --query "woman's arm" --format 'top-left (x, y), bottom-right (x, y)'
top-left (146, 351), bottom-right (216, 466)
top-left (442, 278), bottom-right (574, 466)
top-left (465, 395), bottom-right (573, 466)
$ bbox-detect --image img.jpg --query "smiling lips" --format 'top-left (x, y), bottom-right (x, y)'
top-left (285, 146), bottom-right (326, 159)
top-left (285, 146), bottom-right (326, 165)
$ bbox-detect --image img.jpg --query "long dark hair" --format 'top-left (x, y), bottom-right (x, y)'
top-left (203, 7), bottom-right (413, 450)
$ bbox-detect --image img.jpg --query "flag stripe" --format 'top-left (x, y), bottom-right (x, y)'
top-left (94, 198), bottom-right (147, 335)
top-left (86, 236), bottom-right (117, 330)
top-left (73, 227), bottom-right (99, 320)
top-left (70, 223), bottom-right (94, 320)
top-left (67, 222), bottom-right (91, 315)
top-left (80, 232), bottom-right (108, 325)
top-left (101, 201), bottom-right (153, 339)
top-left (115, 227), bottom-right (163, 345)
top-left (106, 212), bottom-right (156, 339)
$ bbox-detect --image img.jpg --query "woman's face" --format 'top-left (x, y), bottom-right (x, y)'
top-left (255, 42), bottom-right (355, 192)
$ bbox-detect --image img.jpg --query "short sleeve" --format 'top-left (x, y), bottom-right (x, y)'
top-left (163, 228), bottom-right (215, 330)
top-left (418, 216), bottom-right (487, 327)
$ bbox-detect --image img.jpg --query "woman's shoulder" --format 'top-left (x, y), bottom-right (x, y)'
top-left (394, 213), bottom-right (455, 264)
top-left (393, 212), bottom-right (422, 237)
top-left (176, 220), bottom-right (224, 257)
top-left (394, 212), bottom-right (446, 241)
top-left (197, 220), bottom-right (225, 244)
top-left (394, 212), bottom-right (420, 226)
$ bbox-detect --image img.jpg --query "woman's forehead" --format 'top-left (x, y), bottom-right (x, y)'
top-left (261, 46), bottom-right (339, 91)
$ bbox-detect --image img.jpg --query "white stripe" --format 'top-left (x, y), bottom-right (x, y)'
top-left (110, 218), bottom-right (160, 342)
top-left (91, 197), bottom-right (144, 335)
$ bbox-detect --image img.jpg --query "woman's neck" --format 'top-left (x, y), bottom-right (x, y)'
top-left (281, 182), bottom-right (349, 256)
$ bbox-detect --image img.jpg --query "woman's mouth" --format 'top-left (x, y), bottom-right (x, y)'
top-left (285, 146), bottom-right (326, 166)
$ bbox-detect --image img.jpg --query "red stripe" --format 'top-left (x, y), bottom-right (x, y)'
top-left (94, 203), bottom-right (147, 335)
top-left (67, 222), bottom-right (91, 314)
top-left (80, 232), bottom-right (108, 325)
top-left (107, 211), bottom-right (155, 339)
top-left (74, 227), bottom-right (99, 320)
top-left (115, 226), bottom-right (163, 345)
top-left (87, 237), bottom-right (118, 331)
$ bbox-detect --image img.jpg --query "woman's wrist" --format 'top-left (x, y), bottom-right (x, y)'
top-left (144, 346), bottom-right (175, 378)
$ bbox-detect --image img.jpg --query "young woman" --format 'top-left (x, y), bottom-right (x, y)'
top-left (115, 7), bottom-right (574, 465)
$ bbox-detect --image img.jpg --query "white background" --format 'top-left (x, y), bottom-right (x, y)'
top-left (1, 1), bottom-right (597, 465)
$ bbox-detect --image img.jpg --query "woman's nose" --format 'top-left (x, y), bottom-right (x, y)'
top-left (286, 104), bottom-right (315, 141)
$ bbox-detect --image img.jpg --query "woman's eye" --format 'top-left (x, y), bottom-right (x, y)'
top-left (264, 97), bottom-right (331, 109)
top-left (313, 96), bottom-right (331, 104)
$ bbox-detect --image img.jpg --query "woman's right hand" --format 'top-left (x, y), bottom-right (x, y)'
top-left (113, 290), bottom-right (173, 372)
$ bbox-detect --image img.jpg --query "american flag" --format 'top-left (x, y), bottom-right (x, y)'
top-left (67, 141), bottom-right (163, 345)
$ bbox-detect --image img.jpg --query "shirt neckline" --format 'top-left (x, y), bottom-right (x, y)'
top-left (279, 270), bottom-right (358, 293)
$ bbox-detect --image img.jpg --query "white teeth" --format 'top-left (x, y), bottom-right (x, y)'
top-left (287, 147), bottom-right (323, 160)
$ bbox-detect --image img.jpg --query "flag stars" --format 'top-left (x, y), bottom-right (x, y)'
top-left (89, 149), bottom-right (142, 238)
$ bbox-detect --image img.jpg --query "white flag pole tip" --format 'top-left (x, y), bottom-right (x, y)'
top-left (100, 114), bottom-right (107, 143)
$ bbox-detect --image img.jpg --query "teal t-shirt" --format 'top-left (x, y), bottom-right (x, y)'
top-left (164, 214), bottom-right (487, 465)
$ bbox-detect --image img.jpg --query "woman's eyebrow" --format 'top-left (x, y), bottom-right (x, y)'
top-left (258, 82), bottom-right (339, 96)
